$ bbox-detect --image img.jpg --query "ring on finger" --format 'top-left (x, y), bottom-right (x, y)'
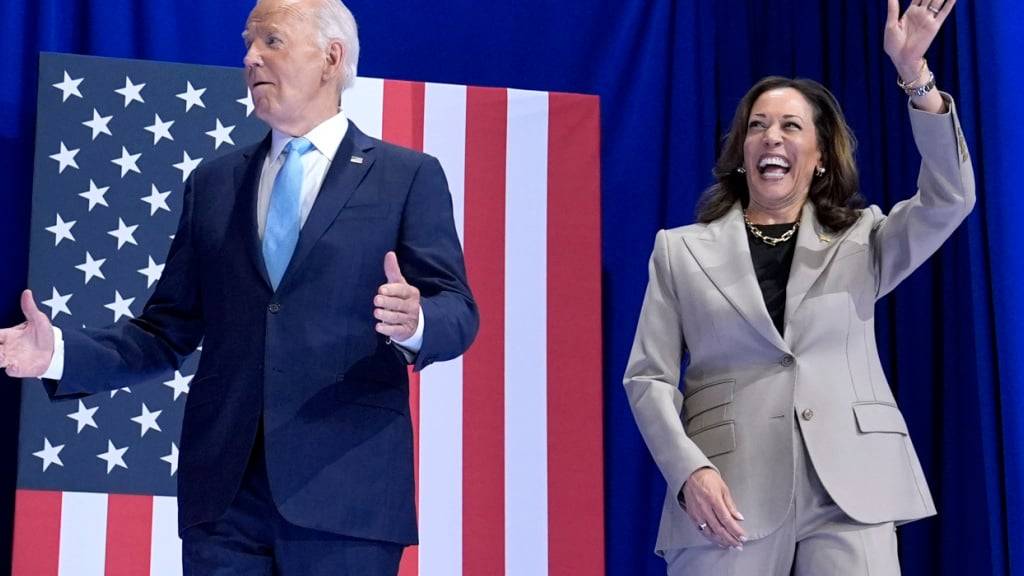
top-left (927, 5), bottom-right (940, 13)
top-left (697, 522), bottom-right (708, 531)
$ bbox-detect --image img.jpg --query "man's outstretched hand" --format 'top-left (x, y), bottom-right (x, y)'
top-left (0, 290), bottom-right (55, 378)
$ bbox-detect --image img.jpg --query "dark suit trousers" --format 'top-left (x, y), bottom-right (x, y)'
top-left (181, 428), bottom-right (404, 576)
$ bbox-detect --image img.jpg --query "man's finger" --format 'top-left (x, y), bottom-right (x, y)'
top-left (383, 251), bottom-right (406, 285)
top-left (374, 308), bottom-right (411, 325)
top-left (20, 290), bottom-right (45, 324)
top-left (374, 294), bottom-right (416, 314)
top-left (378, 282), bottom-right (416, 299)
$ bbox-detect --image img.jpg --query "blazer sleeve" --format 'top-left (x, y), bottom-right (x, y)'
top-left (871, 93), bottom-right (976, 299)
top-left (623, 229), bottom-right (715, 497)
top-left (398, 155), bottom-right (479, 371)
top-left (44, 175), bottom-right (205, 398)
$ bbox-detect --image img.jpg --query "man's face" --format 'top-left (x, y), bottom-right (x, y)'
top-left (242, 0), bottom-right (339, 134)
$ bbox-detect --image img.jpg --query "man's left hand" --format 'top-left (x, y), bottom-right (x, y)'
top-left (374, 251), bottom-right (420, 342)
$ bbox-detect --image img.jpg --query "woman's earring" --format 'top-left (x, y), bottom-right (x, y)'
top-left (815, 166), bottom-right (826, 177)
top-left (736, 167), bottom-right (747, 174)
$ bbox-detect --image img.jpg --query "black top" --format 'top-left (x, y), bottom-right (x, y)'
top-left (746, 222), bottom-right (798, 336)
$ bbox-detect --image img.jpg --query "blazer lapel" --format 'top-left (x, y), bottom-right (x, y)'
top-left (782, 202), bottom-right (847, 333)
top-left (277, 122), bottom-right (376, 290)
top-left (234, 135), bottom-right (274, 289)
top-left (683, 202), bottom-right (789, 352)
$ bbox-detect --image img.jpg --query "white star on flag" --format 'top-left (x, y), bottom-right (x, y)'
top-left (237, 89), bottom-right (254, 116)
top-left (97, 440), bottom-right (129, 474)
top-left (75, 252), bottom-right (106, 284)
top-left (110, 387), bottom-right (132, 398)
top-left (41, 287), bottom-right (73, 319)
top-left (104, 290), bottom-right (136, 322)
top-left (49, 141), bottom-right (80, 173)
top-left (206, 119), bottom-right (236, 149)
top-left (162, 370), bottom-right (192, 401)
top-left (45, 214), bottom-right (76, 246)
top-left (67, 400), bottom-right (99, 433)
top-left (112, 146), bottom-right (142, 177)
top-left (130, 403), bottom-right (163, 437)
top-left (108, 217), bottom-right (139, 249)
top-left (33, 438), bottom-right (65, 471)
top-left (173, 150), bottom-right (203, 182)
top-left (52, 71), bottom-right (83, 102)
top-left (138, 256), bottom-right (165, 288)
top-left (161, 443), bottom-right (179, 476)
top-left (82, 108), bottom-right (113, 140)
top-left (144, 113), bottom-right (175, 145)
top-left (142, 184), bottom-right (172, 215)
top-left (79, 179), bottom-right (110, 211)
top-left (114, 76), bottom-right (145, 107)
top-left (176, 81), bottom-right (207, 112)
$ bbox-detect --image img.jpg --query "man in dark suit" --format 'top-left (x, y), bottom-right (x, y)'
top-left (0, 0), bottom-right (478, 573)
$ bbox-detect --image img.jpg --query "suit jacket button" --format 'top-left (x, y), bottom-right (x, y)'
top-left (268, 303), bottom-right (281, 313)
top-left (781, 354), bottom-right (795, 367)
top-left (801, 408), bottom-right (814, 421)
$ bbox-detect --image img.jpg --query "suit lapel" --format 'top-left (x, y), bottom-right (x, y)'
top-left (783, 202), bottom-right (847, 333)
top-left (682, 202), bottom-right (789, 352)
top-left (277, 123), bottom-right (376, 290)
top-left (234, 135), bottom-right (274, 288)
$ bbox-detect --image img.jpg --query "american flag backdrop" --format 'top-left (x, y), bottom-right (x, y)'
top-left (15, 52), bottom-right (604, 575)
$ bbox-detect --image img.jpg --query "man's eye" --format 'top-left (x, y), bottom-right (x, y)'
top-left (267, 36), bottom-right (281, 46)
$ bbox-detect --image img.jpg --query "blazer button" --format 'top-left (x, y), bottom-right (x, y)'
top-left (801, 408), bottom-right (814, 421)
top-left (268, 303), bottom-right (281, 313)
top-left (781, 354), bottom-right (795, 367)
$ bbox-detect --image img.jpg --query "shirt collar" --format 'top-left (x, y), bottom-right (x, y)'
top-left (269, 110), bottom-right (349, 164)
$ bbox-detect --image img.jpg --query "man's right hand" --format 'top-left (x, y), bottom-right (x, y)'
top-left (681, 467), bottom-right (747, 549)
top-left (0, 290), bottom-right (55, 378)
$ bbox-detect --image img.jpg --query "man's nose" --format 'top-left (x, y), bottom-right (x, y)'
top-left (243, 45), bottom-right (261, 68)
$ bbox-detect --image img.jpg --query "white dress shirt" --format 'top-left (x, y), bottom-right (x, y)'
top-left (43, 110), bottom-right (423, 380)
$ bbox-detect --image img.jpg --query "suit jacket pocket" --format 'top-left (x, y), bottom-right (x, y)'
top-left (689, 420), bottom-right (736, 458)
top-left (853, 402), bottom-right (909, 435)
top-left (684, 378), bottom-right (735, 424)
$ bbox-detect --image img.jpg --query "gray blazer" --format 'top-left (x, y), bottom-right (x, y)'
top-left (624, 96), bottom-right (975, 554)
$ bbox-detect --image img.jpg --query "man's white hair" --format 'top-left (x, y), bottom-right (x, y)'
top-left (312, 0), bottom-right (360, 92)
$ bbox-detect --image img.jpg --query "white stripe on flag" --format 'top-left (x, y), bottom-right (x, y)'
top-left (504, 88), bottom-right (550, 576)
top-left (150, 496), bottom-right (183, 576)
top-left (418, 82), bottom-right (468, 576)
top-left (59, 491), bottom-right (108, 576)
top-left (346, 77), bottom-right (385, 139)
top-left (425, 83), bottom-right (467, 246)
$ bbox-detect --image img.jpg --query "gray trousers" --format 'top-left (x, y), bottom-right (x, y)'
top-left (665, 420), bottom-right (900, 576)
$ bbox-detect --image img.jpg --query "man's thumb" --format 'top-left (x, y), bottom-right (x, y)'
top-left (21, 289), bottom-right (46, 323)
top-left (383, 251), bottom-right (405, 284)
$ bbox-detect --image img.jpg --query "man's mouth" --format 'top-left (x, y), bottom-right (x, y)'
top-left (757, 155), bottom-right (790, 180)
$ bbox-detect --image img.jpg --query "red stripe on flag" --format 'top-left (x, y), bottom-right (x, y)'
top-left (105, 494), bottom-right (154, 576)
top-left (398, 368), bottom-right (421, 576)
top-left (384, 82), bottom-right (425, 576)
top-left (463, 87), bottom-right (508, 576)
top-left (11, 489), bottom-right (61, 576)
top-left (547, 93), bottom-right (605, 575)
top-left (383, 80), bottom-right (426, 151)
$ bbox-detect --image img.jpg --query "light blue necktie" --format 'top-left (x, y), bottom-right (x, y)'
top-left (263, 137), bottom-right (313, 289)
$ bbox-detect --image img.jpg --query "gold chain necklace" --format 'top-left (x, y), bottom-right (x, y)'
top-left (743, 212), bottom-right (799, 246)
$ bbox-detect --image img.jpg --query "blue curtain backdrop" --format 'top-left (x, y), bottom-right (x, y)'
top-left (1, 1), bottom-right (1020, 574)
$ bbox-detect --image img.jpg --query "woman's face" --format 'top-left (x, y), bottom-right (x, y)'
top-left (742, 88), bottom-right (823, 214)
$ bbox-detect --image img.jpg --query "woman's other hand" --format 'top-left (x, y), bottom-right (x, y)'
top-left (681, 467), bottom-right (748, 549)
top-left (884, 0), bottom-right (956, 113)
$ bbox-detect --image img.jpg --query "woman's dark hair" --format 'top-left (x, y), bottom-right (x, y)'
top-left (696, 76), bottom-right (865, 231)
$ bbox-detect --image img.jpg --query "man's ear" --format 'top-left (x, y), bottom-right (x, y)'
top-left (323, 40), bottom-right (344, 83)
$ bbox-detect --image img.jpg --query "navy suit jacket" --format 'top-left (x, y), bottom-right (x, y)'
top-left (46, 123), bottom-right (479, 545)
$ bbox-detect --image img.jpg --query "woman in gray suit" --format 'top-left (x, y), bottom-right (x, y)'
top-left (624, 1), bottom-right (970, 574)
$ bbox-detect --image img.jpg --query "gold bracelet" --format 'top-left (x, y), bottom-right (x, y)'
top-left (897, 59), bottom-right (928, 90)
